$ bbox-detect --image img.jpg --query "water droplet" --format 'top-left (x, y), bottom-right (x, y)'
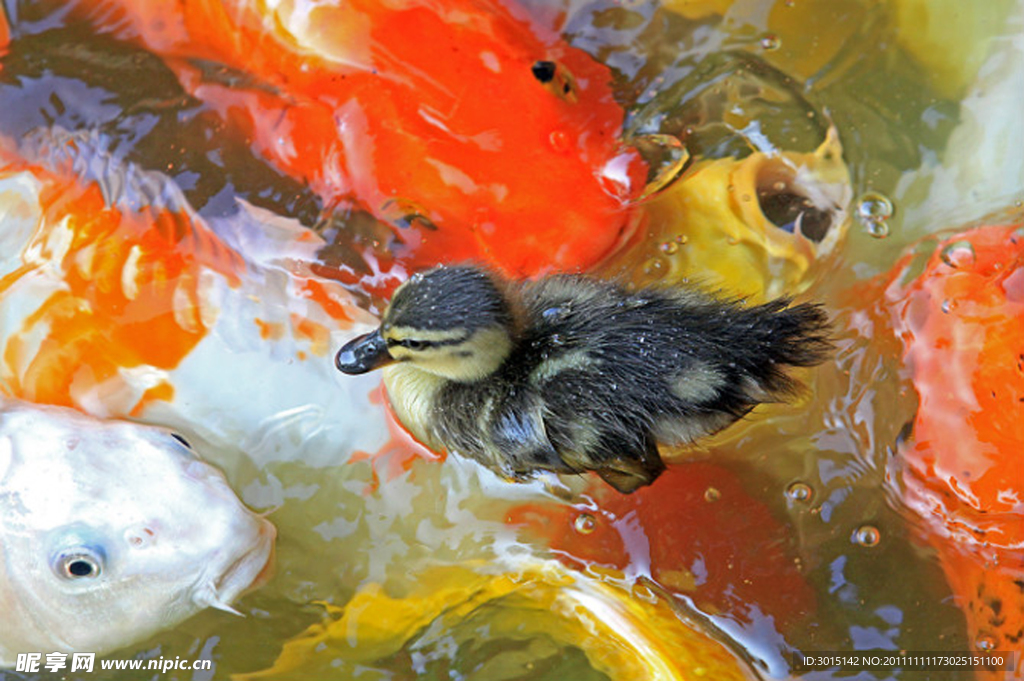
top-left (643, 257), bottom-right (667, 276)
top-left (659, 241), bottom-right (679, 255)
top-left (542, 305), bottom-right (570, 320)
top-left (760, 33), bottom-right (781, 51)
top-left (852, 524), bottom-right (881, 547)
top-left (574, 513), bottom-right (596, 534)
top-left (704, 487), bottom-right (721, 502)
top-left (629, 134), bottom-right (691, 201)
top-left (941, 299), bottom-right (956, 313)
top-left (976, 634), bottom-right (997, 651)
top-left (786, 482), bottom-right (813, 503)
top-left (940, 240), bottom-right (977, 269)
top-left (548, 130), bottom-right (570, 153)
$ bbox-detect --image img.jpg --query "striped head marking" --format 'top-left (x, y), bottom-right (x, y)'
top-left (380, 266), bottom-right (515, 382)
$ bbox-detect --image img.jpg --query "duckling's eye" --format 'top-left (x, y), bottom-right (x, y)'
top-left (388, 337), bottom-right (439, 351)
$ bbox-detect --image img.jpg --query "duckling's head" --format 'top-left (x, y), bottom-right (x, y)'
top-left (335, 266), bottom-right (515, 382)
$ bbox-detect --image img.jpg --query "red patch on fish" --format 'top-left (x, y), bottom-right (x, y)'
top-left (507, 462), bottom-right (816, 631)
top-left (62, 0), bottom-right (646, 292)
top-left (882, 224), bottom-right (1024, 680)
top-left (349, 384), bottom-right (444, 495)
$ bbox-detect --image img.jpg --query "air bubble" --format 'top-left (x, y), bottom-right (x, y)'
top-left (865, 220), bottom-right (890, 238)
top-left (857, 193), bottom-right (894, 220)
top-left (704, 487), bottom-right (721, 502)
top-left (786, 482), bottom-right (813, 503)
top-left (574, 513), bottom-right (596, 534)
top-left (976, 634), bottom-right (997, 651)
top-left (856, 193), bottom-right (894, 238)
top-left (760, 34), bottom-right (781, 51)
top-left (852, 524), bottom-right (881, 547)
top-left (660, 241), bottom-right (679, 255)
top-left (643, 257), bottom-right (667, 276)
top-left (940, 240), bottom-right (977, 269)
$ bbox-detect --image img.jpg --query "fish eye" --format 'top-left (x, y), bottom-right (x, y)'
top-left (531, 60), bottom-right (578, 103)
top-left (531, 60), bottom-right (557, 83)
top-left (53, 549), bottom-right (104, 580)
top-left (170, 432), bottom-right (193, 449)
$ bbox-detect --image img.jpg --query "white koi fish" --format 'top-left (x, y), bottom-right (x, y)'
top-left (0, 397), bottom-right (275, 664)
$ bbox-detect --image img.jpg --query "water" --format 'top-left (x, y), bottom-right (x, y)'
top-left (2, 0), bottom-right (1023, 679)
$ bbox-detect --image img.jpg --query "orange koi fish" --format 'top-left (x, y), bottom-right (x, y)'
top-left (1, 9), bottom-right (8, 55)
top-left (0, 133), bottom-right (389, 466)
top-left (507, 462), bottom-right (816, 675)
top-left (56, 0), bottom-right (646, 284)
top-left (882, 224), bottom-right (1024, 681)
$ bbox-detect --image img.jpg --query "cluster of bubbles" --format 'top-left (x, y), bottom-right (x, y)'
top-left (856, 192), bottom-right (895, 238)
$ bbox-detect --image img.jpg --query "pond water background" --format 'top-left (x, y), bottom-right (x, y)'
top-left (1, 0), bottom-right (1022, 679)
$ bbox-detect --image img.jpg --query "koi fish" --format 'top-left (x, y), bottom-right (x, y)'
top-left (600, 129), bottom-right (850, 302)
top-left (882, 223), bottom-right (1024, 681)
top-left (506, 462), bottom-right (816, 675)
top-left (0, 396), bottom-right (275, 664)
top-left (45, 0), bottom-right (647, 286)
top-left (0, 131), bottom-right (389, 467)
top-left (235, 558), bottom-right (757, 681)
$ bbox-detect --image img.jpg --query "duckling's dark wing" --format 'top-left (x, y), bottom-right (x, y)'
top-left (489, 393), bottom-right (564, 474)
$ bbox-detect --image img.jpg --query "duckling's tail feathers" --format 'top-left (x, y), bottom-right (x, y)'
top-left (734, 299), bottom-right (833, 400)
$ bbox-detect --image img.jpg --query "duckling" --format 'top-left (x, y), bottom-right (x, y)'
top-left (335, 265), bottom-right (830, 493)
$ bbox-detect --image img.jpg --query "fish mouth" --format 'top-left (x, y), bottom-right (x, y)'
top-left (196, 520), bottom-right (276, 615)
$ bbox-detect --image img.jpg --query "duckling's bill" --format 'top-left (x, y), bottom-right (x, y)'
top-left (336, 330), bottom-right (395, 374)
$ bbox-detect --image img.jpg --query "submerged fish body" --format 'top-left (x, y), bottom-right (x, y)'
top-left (0, 397), bottom-right (275, 664)
top-left (506, 462), bottom-right (816, 674)
top-left (882, 224), bottom-right (1024, 680)
top-left (47, 0), bottom-right (646, 280)
top-left (0, 137), bottom-right (389, 468)
top-left (237, 557), bottom-right (758, 681)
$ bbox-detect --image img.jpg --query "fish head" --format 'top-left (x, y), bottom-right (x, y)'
top-left (0, 401), bottom-right (275, 662)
